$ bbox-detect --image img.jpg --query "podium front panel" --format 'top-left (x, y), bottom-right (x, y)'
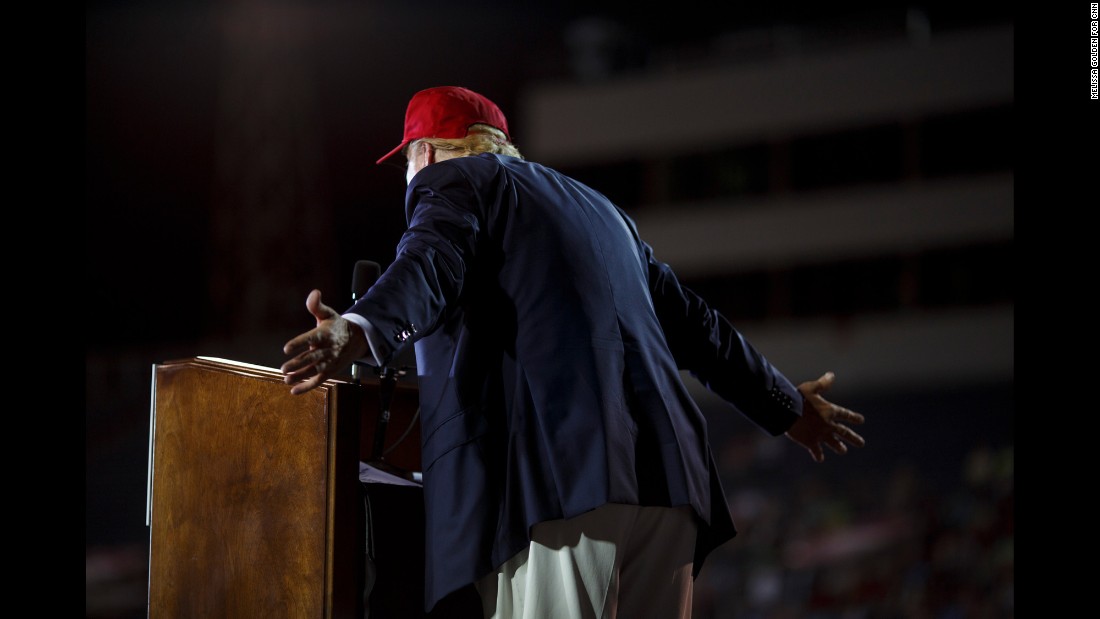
top-left (148, 357), bottom-right (365, 619)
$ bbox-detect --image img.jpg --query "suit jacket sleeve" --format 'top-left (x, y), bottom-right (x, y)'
top-left (639, 234), bottom-right (803, 436)
top-left (344, 161), bottom-right (483, 365)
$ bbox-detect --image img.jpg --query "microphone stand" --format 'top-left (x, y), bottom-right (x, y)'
top-left (349, 259), bottom-right (418, 483)
top-left (361, 362), bottom-right (417, 484)
top-left (371, 364), bottom-right (402, 461)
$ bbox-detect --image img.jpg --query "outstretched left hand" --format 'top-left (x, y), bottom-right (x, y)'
top-left (785, 371), bottom-right (866, 463)
top-left (280, 289), bottom-right (369, 395)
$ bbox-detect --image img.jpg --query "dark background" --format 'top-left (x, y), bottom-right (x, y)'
top-left (87, 2), bottom-right (1014, 617)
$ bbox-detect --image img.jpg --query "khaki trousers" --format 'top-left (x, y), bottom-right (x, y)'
top-left (476, 503), bottom-right (697, 619)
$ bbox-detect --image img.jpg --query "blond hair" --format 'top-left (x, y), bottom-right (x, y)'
top-left (406, 123), bottom-right (524, 161)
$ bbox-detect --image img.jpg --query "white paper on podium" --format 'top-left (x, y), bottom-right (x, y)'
top-left (359, 461), bottom-right (423, 486)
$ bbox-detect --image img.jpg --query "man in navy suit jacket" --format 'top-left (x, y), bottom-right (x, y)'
top-left (282, 86), bottom-right (865, 618)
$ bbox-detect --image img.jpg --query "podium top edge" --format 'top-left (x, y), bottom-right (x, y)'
top-left (151, 355), bottom-right (280, 373)
top-left (153, 356), bottom-right (415, 389)
top-left (194, 356), bottom-right (277, 373)
top-left (152, 356), bottom-right (285, 381)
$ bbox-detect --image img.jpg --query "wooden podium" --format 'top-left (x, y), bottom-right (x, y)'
top-left (146, 356), bottom-right (423, 619)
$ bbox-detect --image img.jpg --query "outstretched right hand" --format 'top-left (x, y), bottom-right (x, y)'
top-left (785, 372), bottom-right (866, 463)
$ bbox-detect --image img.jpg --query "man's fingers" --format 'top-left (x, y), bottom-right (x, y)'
top-left (281, 342), bottom-right (330, 378)
top-left (814, 371), bottom-right (835, 393)
top-left (827, 405), bottom-right (866, 448)
top-left (305, 289), bottom-right (339, 323)
top-left (833, 405), bottom-right (865, 425)
top-left (791, 371), bottom-right (866, 462)
top-left (289, 375), bottom-right (324, 395)
top-left (814, 399), bottom-right (865, 426)
top-left (808, 444), bottom-right (824, 463)
top-left (280, 354), bottom-right (313, 378)
top-left (283, 334), bottom-right (313, 357)
top-left (282, 290), bottom-right (346, 397)
top-left (841, 426), bottom-right (866, 446)
top-left (283, 326), bottom-right (334, 357)
top-left (282, 355), bottom-right (333, 393)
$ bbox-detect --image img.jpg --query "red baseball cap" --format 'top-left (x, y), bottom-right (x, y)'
top-left (376, 86), bottom-right (511, 165)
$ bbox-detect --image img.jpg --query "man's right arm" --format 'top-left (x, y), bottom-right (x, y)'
top-left (641, 239), bottom-right (802, 436)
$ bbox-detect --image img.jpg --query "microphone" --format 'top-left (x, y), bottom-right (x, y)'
top-left (352, 260), bottom-right (381, 303)
top-left (350, 261), bottom-right (381, 385)
top-left (349, 259), bottom-right (380, 384)
top-left (347, 260), bottom-right (405, 464)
